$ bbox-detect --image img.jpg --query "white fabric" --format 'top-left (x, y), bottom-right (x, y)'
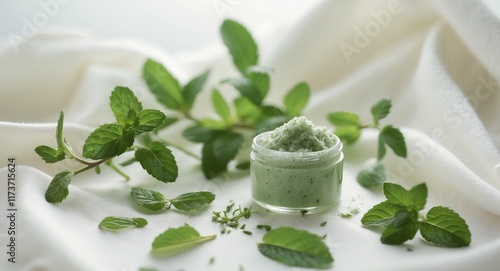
top-left (1, 0), bottom-right (500, 270)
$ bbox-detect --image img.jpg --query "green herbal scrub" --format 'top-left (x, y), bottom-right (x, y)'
top-left (250, 117), bottom-right (343, 213)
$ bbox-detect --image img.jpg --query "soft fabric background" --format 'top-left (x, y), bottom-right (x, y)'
top-left (1, 0), bottom-right (500, 270)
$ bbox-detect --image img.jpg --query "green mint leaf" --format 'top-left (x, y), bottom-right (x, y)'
top-left (410, 183), bottom-right (427, 211)
top-left (261, 105), bottom-right (285, 117)
top-left (110, 86), bottom-right (143, 126)
top-left (35, 145), bottom-right (65, 163)
top-left (143, 59), bottom-right (185, 110)
top-left (171, 191), bottom-right (216, 211)
top-left (45, 170), bottom-right (74, 203)
top-left (327, 111), bottom-right (361, 127)
top-left (152, 224), bottom-right (216, 254)
top-left (131, 187), bottom-right (167, 212)
top-left (98, 216), bottom-right (148, 231)
top-left (135, 141), bottom-right (178, 183)
top-left (255, 115), bottom-right (291, 134)
top-left (125, 109), bottom-right (138, 127)
top-left (246, 66), bottom-right (270, 98)
top-left (182, 125), bottom-right (222, 143)
top-left (135, 109), bottom-right (167, 134)
top-left (377, 134), bottom-right (387, 160)
top-left (56, 110), bottom-right (65, 151)
top-left (211, 89), bottom-right (232, 123)
top-left (380, 222), bottom-right (419, 245)
top-left (233, 96), bottom-right (261, 122)
top-left (361, 201), bottom-right (403, 227)
top-left (334, 126), bottom-right (362, 144)
top-left (222, 78), bottom-right (262, 105)
top-left (371, 98), bottom-right (392, 125)
top-left (391, 208), bottom-right (413, 228)
top-left (201, 132), bottom-right (244, 179)
top-left (199, 118), bottom-right (229, 129)
top-left (236, 161), bottom-right (251, 170)
top-left (379, 125), bottom-right (407, 158)
top-left (183, 70), bottom-right (210, 109)
top-left (83, 124), bottom-right (134, 159)
top-left (420, 206), bottom-right (471, 247)
top-left (383, 183), bottom-right (414, 207)
top-left (356, 162), bottom-right (386, 188)
top-left (257, 227), bottom-right (333, 268)
top-left (220, 19), bottom-right (258, 74)
top-left (284, 82), bottom-right (310, 116)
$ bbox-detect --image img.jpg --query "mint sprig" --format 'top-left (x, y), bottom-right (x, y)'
top-left (98, 216), bottom-right (148, 231)
top-left (361, 182), bottom-right (471, 247)
top-left (328, 98), bottom-right (406, 187)
top-left (35, 87), bottom-right (178, 203)
top-left (131, 187), bottom-right (215, 212)
top-left (143, 19), bottom-right (311, 179)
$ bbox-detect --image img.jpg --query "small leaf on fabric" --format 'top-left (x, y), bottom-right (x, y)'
top-left (371, 98), bottom-right (392, 125)
top-left (35, 145), bottom-right (65, 163)
top-left (380, 222), bottom-right (419, 245)
top-left (135, 141), bottom-right (178, 183)
top-left (45, 170), bottom-right (74, 203)
top-left (379, 125), bottom-right (407, 158)
top-left (131, 187), bottom-right (168, 212)
top-left (83, 124), bottom-right (134, 159)
top-left (135, 109), bottom-right (166, 134)
top-left (361, 201), bottom-right (403, 227)
top-left (356, 162), bottom-right (386, 188)
top-left (222, 78), bottom-right (262, 105)
top-left (143, 59), bottom-right (185, 110)
top-left (257, 227), bottom-right (333, 268)
top-left (183, 70), bottom-right (210, 109)
top-left (211, 89), bottom-right (232, 123)
top-left (151, 224), bottom-right (216, 254)
top-left (420, 206), bottom-right (471, 247)
top-left (171, 191), bottom-right (216, 211)
top-left (56, 110), bottom-right (65, 151)
top-left (99, 216), bottom-right (148, 231)
top-left (334, 126), bottom-right (362, 144)
top-left (110, 86), bottom-right (143, 126)
top-left (327, 111), bottom-right (361, 127)
top-left (284, 82), bottom-right (310, 116)
top-left (220, 19), bottom-right (258, 74)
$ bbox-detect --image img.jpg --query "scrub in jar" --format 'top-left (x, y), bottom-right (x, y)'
top-left (250, 116), bottom-right (343, 213)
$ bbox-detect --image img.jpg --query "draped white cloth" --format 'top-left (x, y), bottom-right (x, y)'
top-left (1, 0), bottom-right (500, 270)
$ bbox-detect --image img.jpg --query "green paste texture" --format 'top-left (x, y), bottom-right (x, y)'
top-left (257, 116), bottom-right (336, 152)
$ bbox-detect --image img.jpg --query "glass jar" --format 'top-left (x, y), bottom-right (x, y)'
top-left (250, 131), bottom-right (343, 214)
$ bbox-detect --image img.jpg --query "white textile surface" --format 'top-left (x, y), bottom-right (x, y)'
top-left (1, 0), bottom-right (500, 270)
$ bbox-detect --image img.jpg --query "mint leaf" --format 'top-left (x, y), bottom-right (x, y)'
top-left (257, 227), bottom-right (333, 268)
top-left (152, 224), bottom-right (216, 254)
top-left (392, 208), bottom-right (413, 228)
top-left (379, 125), bottom-right (407, 159)
top-left (211, 89), bottom-right (231, 123)
top-left (255, 115), bottom-right (291, 134)
top-left (183, 70), bottom-right (210, 109)
top-left (199, 118), bottom-right (229, 129)
top-left (98, 216), bottom-right (148, 231)
top-left (361, 201), bottom-right (403, 227)
top-left (135, 109), bottom-right (166, 134)
top-left (380, 222), bottom-right (419, 245)
top-left (420, 206), bottom-right (471, 247)
top-left (220, 19), bottom-right (258, 74)
top-left (143, 59), bottom-right (185, 110)
top-left (182, 125), bottom-right (222, 143)
top-left (377, 135), bottom-right (387, 160)
top-left (35, 145), bottom-right (65, 163)
top-left (383, 182), bottom-right (413, 207)
top-left (135, 141), bottom-right (178, 183)
top-left (56, 110), bottom-right (65, 151)
top-left (410, 183), bottom-right (427, 211)
top-left (83, 124), bottom-right (134, 159)
top-left (327, 111), bottom-right (361, 127)
top-left (222, 78), bottom-right (262, 105)
top-left (131, 187), bottom-right (167, 212)
top-left (371, 98), bottom-right (392, 125)
top-left (233, 96), bottom-right (261, 122)
top-left (284, 82), bottom-right (310, 116)
top-left (171, 191), bottom-right (216, 211)
top-left (45, 170), bottom-right (74, 203)
top-left (334, 126), bottom-right (361, 144)
top-left (110, 86), bottom-right (143, 126)
top-left (201, 132), bottom-right (243, 179)
top-left (357, 162), bottom-right (386, 188)
top-left (246, 67), bottom-right (270, 98)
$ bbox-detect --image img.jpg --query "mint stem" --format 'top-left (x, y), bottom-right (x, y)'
top-left (106, 160), bottom-right (130, 180)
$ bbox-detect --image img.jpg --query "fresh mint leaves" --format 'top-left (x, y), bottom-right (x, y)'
top-left (36, 87), bottom-right (178, 203)
top-left (220, 19), bottom-right (259, 74)
top-left (328, 98), bottom-right (406, 187)
top-left (212, 202), bottom-right (257, 233)
top-left (131, 187), bottom-right (215, 212)
top-left (257, 227), bottom-right (333, 268)
top-left (99, 216), bottom-right (148, 231)
top-left (151, 224), bottom-right (216, 254)
top-left (361, 183), bottom-right (471, 247)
